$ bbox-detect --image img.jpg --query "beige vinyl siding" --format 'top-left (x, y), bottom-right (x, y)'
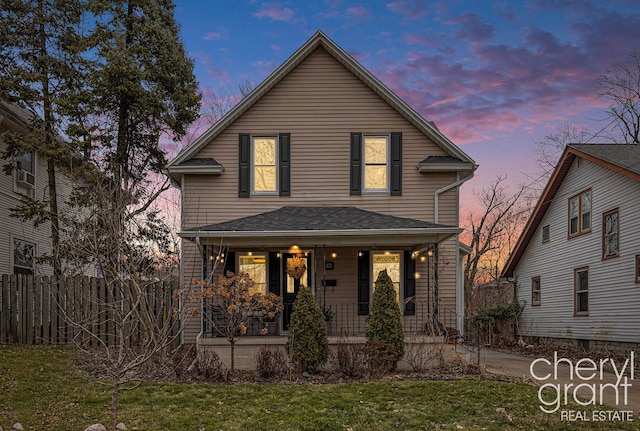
top-left (515, 158), bottom-right (640, 343)
top-left (179, 47), bottom-right (463, 342)
top-left (183, 47), bottom-right (457, 228)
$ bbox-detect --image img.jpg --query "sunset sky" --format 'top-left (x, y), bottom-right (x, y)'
top-left (171, 0), bottom-right (640, 214)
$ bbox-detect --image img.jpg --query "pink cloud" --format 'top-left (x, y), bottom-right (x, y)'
top-left (386, 0), bottom-right (429, 20)
top-left (202, 31), bottom-right (223, 41)
top-left (253, 3), bottom-right (296, 22)
top-left (347, 6), bottom-right (373, 21)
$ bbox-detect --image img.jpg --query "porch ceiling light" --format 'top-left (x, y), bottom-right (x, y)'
top-left (331, 252), bottom-right (337, 259)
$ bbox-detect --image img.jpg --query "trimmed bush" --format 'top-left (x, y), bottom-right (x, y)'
top-left (366, 269), bottom-right (405, 368)
top-left (285, 285), bottom-right (328, 372)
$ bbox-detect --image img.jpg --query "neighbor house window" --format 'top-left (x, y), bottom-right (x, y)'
top-left (569, 190), bottom-right (591, 237)
top-left (532, 277), bottom-right (541, 306)
top-left (542, 225), bottom-right (550, 243)
top-left (602, 209), bottom-right (619, 259)
top-left (635, 255), bottom-right (640, 283)
top-left (13, 239), bottom-right (35, 275)
top-left (252, 137), bottom-right (278, 194)
top-left (14, 151), bottom-right (36, 197)
top-left (372, 252), bottom-right (401, 303)
top-left (574, 267), bottom-right (589, 315)
top-left (238, 253), bottom-right (267, 296)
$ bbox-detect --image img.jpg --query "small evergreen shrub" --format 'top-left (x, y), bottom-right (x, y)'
top-left (285, 285), bottom-right (328, 372)
top-left (366, 269), bottom-right (405, 369)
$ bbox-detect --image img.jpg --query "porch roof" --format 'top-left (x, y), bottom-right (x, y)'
top-left (180, 206), bottom-right (462, 247)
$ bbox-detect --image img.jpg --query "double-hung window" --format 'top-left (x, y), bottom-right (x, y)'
top-left (372, 251), bottom-right (401, 304)
top-left (602, 209), bottom-right (619, 259)
top-left (574, 267), bottom-right (589, 315)
top-left (252, 137), bottom-right (278, 194)
top-left (531, 276), bottom-right (541, 306)
top-left (13, 238), bottom-right (35, 275)
top-left (238, 133), bottom-right (290, 197)
top-left (238, 253), bottom-right (267, 296)
top-left (569, 190), bottom-right (591, 237)
top-left (363, 136), bottom-right (389, 192)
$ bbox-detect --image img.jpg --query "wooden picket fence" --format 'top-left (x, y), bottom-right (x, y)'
top-left (0, 274), bottom-right (180, 347)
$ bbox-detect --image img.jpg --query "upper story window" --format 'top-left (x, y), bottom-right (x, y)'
top-left (542, 225), bottom-right (550, 243)
top-left (14, 151), bottom-right (36, 197)
top-left (13, 238), bottom-right (35, 275)
top-left (363, 136), bottom-right (389, 192)
top-left (569, 189), bottom-right (591, 237)
top-left (238, 133), bottom-right (290, 198)
top-left (252, 137), bottom-right (278, 194)
top-left (350, 132), bottom-right (402, 196)
top-left (602, 208), bottom-right (619, 259)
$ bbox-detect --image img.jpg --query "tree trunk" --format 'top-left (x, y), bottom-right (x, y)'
top-left (230, 340), bottom-right (235, 372)
top-left (111, 379), bottom-right (119, 430)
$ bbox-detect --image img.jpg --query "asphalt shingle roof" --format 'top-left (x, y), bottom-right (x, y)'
top-left (570, 144), bottom-right (640, 175)
top-left (193, 206), bottom-right (450, 232)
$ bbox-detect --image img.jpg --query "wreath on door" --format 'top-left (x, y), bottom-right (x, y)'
top-left (286, 256), bottom-right (306, 279)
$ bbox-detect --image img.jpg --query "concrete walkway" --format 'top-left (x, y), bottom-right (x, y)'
top-left (470, 347), bottom-right (640, 417)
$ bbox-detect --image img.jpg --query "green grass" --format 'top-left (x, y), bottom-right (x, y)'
top-left (0, 345), bottom-right (637, 430)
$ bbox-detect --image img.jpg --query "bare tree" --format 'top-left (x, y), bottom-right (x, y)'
top-left (463, 175), bottom-right (531, 307)
top-left (597, 50), bottom-right (640, 144)
top-left (192, 271), bottom-right (282, 372)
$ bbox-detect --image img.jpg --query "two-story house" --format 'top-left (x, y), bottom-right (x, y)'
top-left (0, 102), bottom-right (61, 276)
top-left (168, 31), bottom-right (477, 345)
top-left (502, 144), bottom-right (640, 350)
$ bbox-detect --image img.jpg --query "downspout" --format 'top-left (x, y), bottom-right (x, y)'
top-left (433, 165), bottom-right (477, 335)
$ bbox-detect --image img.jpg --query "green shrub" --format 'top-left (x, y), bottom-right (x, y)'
top-left (366, 269), bottom-right (405, 367)
top-left (285, 285), bottom-right (328, 372)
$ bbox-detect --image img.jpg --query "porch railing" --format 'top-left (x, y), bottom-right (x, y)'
top-left (202, 302), bottom-right (460, 339)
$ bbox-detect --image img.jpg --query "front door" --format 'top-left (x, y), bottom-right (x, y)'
top-left (281, 252), bottom-right (312, 331)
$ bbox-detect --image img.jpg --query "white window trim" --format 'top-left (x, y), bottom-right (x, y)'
top-left (13, 150), bottom-right (36, 198)
top-left (250, 136), bottom-right (279, 196)
top-left (12, 236), bottom-right (36, 275)
top-left (362, 134), bottom-right (390, 194)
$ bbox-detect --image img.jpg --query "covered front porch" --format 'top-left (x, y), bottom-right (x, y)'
top-left (181, 206), bottom-right (464, 341)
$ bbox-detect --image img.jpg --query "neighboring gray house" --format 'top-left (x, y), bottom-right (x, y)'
top-left (502, 144), bottom-right (640, 349)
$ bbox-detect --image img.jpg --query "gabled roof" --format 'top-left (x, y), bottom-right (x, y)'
top-left (180, 206), bottom-right (462, 247)
top-left (501, 144), bottom-right (640, 277)
top-left (168, 30), bottom-right (475, 171)
top-left (0, 101), bottom-right (36, 131)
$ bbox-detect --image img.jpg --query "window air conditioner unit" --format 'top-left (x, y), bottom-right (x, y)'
top-left (16, 169), bottom-right (35, 187)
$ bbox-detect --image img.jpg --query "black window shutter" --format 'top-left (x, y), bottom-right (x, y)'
top-left (201, 245), bottom-right (208, 279)
top-left (390, 132), bottom-right (402, 196)
top-left (403, 250), bottom-right (416, 315)
top-left (350, 133), bottom-right (362, 195)
top-left (357, 251), bottom-right (370, 315)
top-left (238, 134), bottom-right (251, 197)
top-left (268, 252), bottom-right (280, 296)
top-left (224, 251), bottom-right (236, 276)
top-left (279, 133), bottom-right (290, 197)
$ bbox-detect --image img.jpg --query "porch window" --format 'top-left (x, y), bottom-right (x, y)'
top-left (574, 267), bottom-right (588, 315)
top-left (372, 252), bottom-right (401, 303)
top-left (602, 208), bottom-right (619, 259)
top-left (13, 238), bottom-right (34, 275)
top-left (238, 253), bottom-right (267, 295)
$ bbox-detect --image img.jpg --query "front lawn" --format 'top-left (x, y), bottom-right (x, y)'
top-left (0, 345), bottom-right (636, 430)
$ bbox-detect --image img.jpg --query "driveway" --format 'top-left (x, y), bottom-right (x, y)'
top-left (467, 347), bottom-right (640, 418)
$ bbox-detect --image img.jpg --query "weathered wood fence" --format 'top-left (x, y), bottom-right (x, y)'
top-left (0, 274), bottom-right (179, 346)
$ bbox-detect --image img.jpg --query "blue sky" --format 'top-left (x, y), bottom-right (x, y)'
top-left (172, 0), bottom-right (640, 211)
